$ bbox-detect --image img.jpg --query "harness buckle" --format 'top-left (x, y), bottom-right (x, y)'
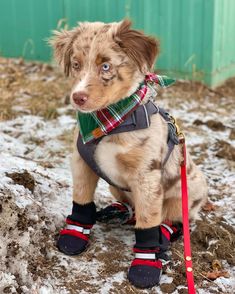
top-left (178, 132), bottom-right (186, 166)
top-left (167, 114), bottom-right (181, 137)
top-left (178, 132), bottom-right (185, 144)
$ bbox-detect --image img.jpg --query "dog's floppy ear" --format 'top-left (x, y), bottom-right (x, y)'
top-left (114, 19), bottom-right (159, 73)
top-left (49, 30), bottom-right (75, 76)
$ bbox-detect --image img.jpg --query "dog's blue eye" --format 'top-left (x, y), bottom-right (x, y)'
top-left (72, 61), bottom-right (80, 70)
top-left (102, 63), bottom-right (110, 71)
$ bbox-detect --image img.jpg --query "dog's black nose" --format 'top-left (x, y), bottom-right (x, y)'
top-left (72, 91), bottom-right (88, 106)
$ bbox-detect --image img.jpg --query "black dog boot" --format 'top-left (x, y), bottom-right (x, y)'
top-left (128, 225), bottom-right (173, 289)
top-left (57, 201), bottom-right (96, 255)
top-left (96, 201), bottom-right (135, 225)
top-left (160, 221), bottom-right (183, 243)
top-left (96, 202), bottom-right (183, 235)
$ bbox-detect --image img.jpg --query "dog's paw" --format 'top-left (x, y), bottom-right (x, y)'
top-left (57, 201), bottom-right (96, 255)
top-left (128, 260), bottom-right (162, 289)
top-left (96, 201), bottom-right (135, 225)
top-left (57, 219), bottom-right (92, 255)
top-left (57, 233), bottom-right (89, 255)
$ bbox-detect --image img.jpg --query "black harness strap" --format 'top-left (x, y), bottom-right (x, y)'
top-left (77, 101), bottom-right (179, 192)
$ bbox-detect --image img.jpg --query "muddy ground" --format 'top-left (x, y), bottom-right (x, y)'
top-left (0, 57), bottom-right (234, 294)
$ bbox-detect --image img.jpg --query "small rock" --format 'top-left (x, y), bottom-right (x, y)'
top-left (229, 129), bottom-right (235, 140)
top-left (215, 140), bottom-right (235, 161)
top-left (206, 120), bottom-right (226, 131)
top-left (193, 119), bottom-right (226, 131)
top-left (178, 288), bottom-right (188, 294)
top-left (160, 283), bottom-right (177, 293)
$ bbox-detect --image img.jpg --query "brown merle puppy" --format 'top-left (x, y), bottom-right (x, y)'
top-left (50, 20), bottom-right (207, 289)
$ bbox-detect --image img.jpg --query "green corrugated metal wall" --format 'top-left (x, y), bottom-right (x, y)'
top-left (0, 0), bottom-right (64, 61)
top-left (0, 0), bottom-right (235, 87)
top-left (211, 0), bottom-right (235, 86)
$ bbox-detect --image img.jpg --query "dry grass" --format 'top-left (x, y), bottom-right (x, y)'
top-left (0, 57), bottom-right (71, 121)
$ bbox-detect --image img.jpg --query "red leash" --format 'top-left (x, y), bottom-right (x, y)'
top-left (179, 135), bottom-right (196, 294)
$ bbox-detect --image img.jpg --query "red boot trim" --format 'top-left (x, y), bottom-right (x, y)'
top-left (133, 248), bottom-right (160, 253)
top-left (125, 215), bottom-right (136, 225)
top-left (111, 202), bottom-right (127, 212)
top-left (131, 258), bottom-right (162, 269)
top-left (66, 218), bottom-right (93, 229)
top-left (160, 225), bottom-right (171, 240)
top-left (60, 229), bottom-right (89, 241)
top-left (162, 220), bottom-right (178, 234)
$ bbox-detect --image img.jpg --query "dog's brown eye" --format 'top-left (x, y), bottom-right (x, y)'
top-left (102, 63), bottom-right (110, 72)
top-left (72, 61), bottom-right (80, 70)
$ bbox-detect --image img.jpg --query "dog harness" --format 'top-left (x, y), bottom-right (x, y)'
top-left (77, 100), bottom-right (179, 191)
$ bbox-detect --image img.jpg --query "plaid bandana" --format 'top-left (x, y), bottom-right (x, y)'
top-left (77, 73), bottom-right (175, 144)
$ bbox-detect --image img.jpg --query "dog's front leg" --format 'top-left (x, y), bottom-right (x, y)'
top-left (57, 129), bottom-right (99, 256)
top-left (128, 171), bottom-right (171, 289)
top-left (71, 147), bottom-right (99, 205)
top-left (134, 171), bottom-right (163, 229)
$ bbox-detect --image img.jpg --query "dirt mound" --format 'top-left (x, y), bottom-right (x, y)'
top-left (6, 171), bottom-right (35, 192)
top-left (193, 119), bottom-right (226, 131)
top-left (0, 190), bottom-right (59, 293)
top-left (191, 218), bottom-right (235, 266)
top-left (169, 217), bottom-right (235, 293)
top-left (215, 140), bottom-right (235, 161)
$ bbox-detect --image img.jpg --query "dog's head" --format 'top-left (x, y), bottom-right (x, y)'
top-left (50, 20), bottom-right (159, 112)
